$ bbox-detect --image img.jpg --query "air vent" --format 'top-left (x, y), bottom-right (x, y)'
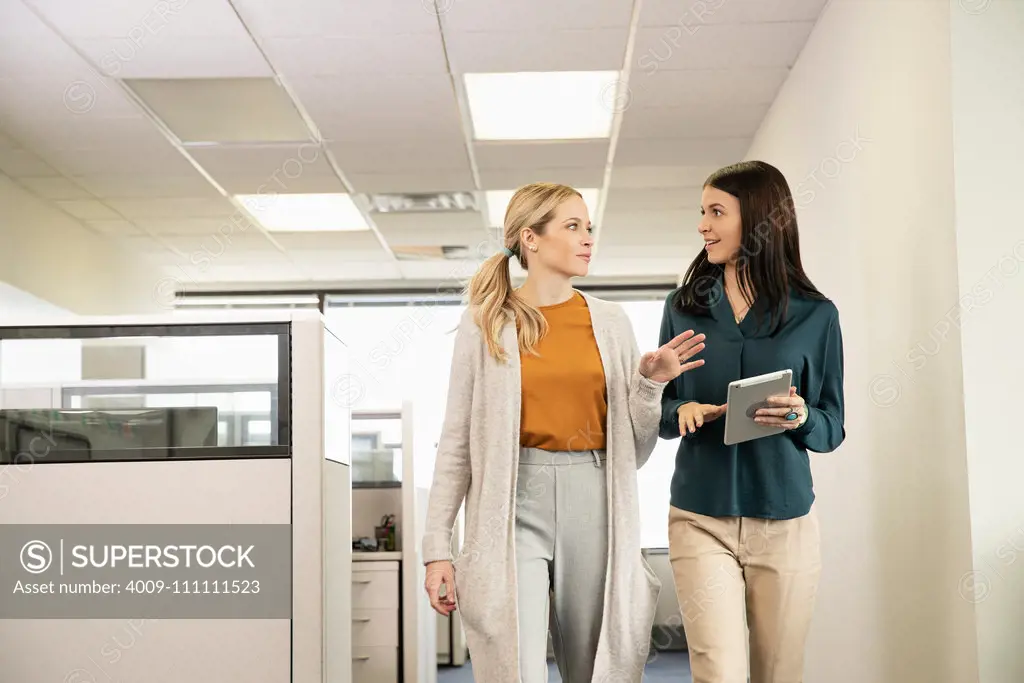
top-left (393, 245), bottom-right (478, 261)
top-left (367, 192), bottom-right (478, 214)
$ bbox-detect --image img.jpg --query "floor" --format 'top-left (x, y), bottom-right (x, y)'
top-left (437, 650), bottom-right (692, 682)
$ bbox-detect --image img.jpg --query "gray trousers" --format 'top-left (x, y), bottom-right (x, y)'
top-left (515, 447), bottom-right (609, 683)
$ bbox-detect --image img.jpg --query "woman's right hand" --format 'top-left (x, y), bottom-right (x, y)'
top-left (424, 560), bottom-right (457, 616)
top-left (677, 402), bottom-right (727, 435)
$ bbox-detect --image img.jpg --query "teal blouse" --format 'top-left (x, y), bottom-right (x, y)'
top-left (658, 276), bottom-right (846, 520)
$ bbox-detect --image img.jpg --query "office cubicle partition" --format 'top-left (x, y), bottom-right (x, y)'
top-left (0, 312), bottom-right (352, 683)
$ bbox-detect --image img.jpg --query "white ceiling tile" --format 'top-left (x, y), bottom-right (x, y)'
top-left (614, 137), bottom-right (750, 166)
top-left (440, 0), bottom-right (634, 32)
top-left (604, 187), bottom-right (702, 212)
top-left (0, 75), bottom-right (141, 119)
top-left (474, 140), bottom-right (609, 170)
top-left (599, 209), bottom-right (694, 239)
top-left (478, 167), bottom-right (606, 191)
top-left (345, 171), bottom-right (476, 194)
top-left (85, 219), bottom-right (143, 236)
top-left (127, 78), bottom-right (310, 144)
top-left (309, 102), bottom-right (466, 144)
top-left (445, 29), bottom-right (629, 73)
top-left (619, 104), bottom-right (770, 139)
top-left (0, 30), bottom-right (95, 78)
top-left (396, 259), bottom-right (490, 281)
top-left (626, 68), bottom-right (790, 108)
top-left (292, 257), bottom-right (403, 280)
top-left (135, 217), bottom-right (244, 235)
top-left (55, 199), bottom-right (122, 220)
top-left (609, 165), bottom-right (718, 188)
top-left (262, 33), bottom-right (447, 78)
top-left (15, 176), bottom-right (95, 200)
top-left (0, 0), bottom-right (53, 37)
top-left (11, 116), bottom-right (165, 152)
top-left (291, 73), bottom-right (466, 143)
top-left (73, 36), bottom-right (272, 79)
top-left (116, 234), bottom-right (177, 257)
top-left (41, 145), bottom-right (198, 176)
top-left (386, 230), bottom-right (493, 251)
top-left (632, 23), bottom-right (815, 70)
top-left (273, 231), bottom-right (387, 253)
top-left (160, 233), bottom-right (283, 258)
top-left (105, 197), bottom-right (238, 220)
top-left (0, 147), bottom-right (59, 176)
top-left (640, 0), bottom-right (828, 27)
top-left (27, 0), bottom-right (246, 38)
top-left (233, 0), bottom-right (441, 38)
top-left (213, 173), bottom-right (348, 196)
top-left (374, 213), bottom-right (488, 247)
top-left (187, 145), bottom-right (339, 180)
top-left (328, 141), bottom-right (471, 173)
top-left (73, 174), bottom-right (221, 198)
top-left (185, 264), bottom-right (311, 283)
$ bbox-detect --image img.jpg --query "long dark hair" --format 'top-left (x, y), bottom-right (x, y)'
top-left (672, 160), bottom-right (826, 332)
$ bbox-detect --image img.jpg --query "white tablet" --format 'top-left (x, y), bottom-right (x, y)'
top-left (723, 369), bottom-right (794, 446)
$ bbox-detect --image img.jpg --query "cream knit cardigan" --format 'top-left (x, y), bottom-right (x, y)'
top-left (421, 291), bottom-right (668, 683)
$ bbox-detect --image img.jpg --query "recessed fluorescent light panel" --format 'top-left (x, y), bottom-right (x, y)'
top-left (464, 71), bottom-right (619, 140)
top-left (485, 188), bottom-right (600, 228)
top-left (235, 193), bottom-right (369, 232)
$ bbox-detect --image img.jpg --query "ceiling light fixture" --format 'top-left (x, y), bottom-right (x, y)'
top-left (234, 193), bottom-right (370, 232)
top-left (368, 192), bottom-right (478, 214)
top-left (484, 188), bottom-right (601, 228)
top-left (464, 71), bottom-right (620, 140)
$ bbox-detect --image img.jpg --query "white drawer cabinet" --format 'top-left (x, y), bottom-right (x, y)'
top-left (352, 564), bottom-right (399, 611)
top-left (352, 560), bottom-right (400, 683)
top-left (352, 646), bottom-right (399, 682)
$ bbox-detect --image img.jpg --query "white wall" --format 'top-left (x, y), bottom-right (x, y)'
top-left (0, 280), bottom-right (72, 319)
top-left (745, 1), bottom-right (979, 681)
top-left (950, 2), bottom-right (1024, 681)
top-left (0, 174), bottom-right (160, 315)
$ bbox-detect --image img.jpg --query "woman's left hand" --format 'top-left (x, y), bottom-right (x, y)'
top-left (639, 330), bottom-right (706, 383)
top-left (755, 387), bottom-right (808, 429)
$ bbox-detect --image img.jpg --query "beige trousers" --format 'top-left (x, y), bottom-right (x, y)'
top-left (667, 505), bottom-right (821, 683)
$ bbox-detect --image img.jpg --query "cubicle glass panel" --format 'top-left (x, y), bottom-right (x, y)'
top-left (0, 322), bottom-right (291, 463)
top-left (350, 412), bottom-right (403, 487)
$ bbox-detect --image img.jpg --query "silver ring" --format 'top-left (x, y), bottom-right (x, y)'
top-left (785, 410), bottom-right (799, 421)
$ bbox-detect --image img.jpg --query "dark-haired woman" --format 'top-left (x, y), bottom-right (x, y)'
top-left (658, 160), bottom-right (846, 683)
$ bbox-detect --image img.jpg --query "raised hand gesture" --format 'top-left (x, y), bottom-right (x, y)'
top-left (639, 330), bottom-right (706, 384)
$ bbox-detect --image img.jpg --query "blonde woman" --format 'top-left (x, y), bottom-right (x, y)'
top-left (421, 182), bottom-right (707, 683)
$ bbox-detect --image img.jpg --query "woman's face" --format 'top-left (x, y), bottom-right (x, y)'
top-left (523, 195), bottom-right (594, 277)
top-left (698, 185), bottom-right (742, 265)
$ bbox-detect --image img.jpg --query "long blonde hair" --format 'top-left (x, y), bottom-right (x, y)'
top-left (466, 182), bottom-right (582, 363)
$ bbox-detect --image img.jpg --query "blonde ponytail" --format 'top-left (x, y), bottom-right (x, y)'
top-left (465, 182), bottom-right (582, 363)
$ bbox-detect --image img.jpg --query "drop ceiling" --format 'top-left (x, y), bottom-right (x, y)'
top-left (0, 0), bottom-right (828, 292)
